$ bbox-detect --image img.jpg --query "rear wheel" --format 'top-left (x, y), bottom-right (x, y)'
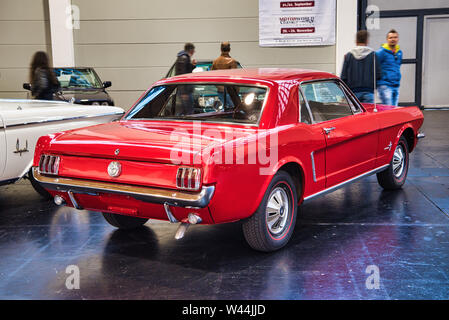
top-left (242, 171), bottom-right (298, 252)
top-left (102, 212), bottom-right (149, 229)
top-left (377, 136), bottom-right (409, 190)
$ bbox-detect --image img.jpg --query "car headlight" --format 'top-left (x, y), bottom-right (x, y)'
top-left (92, 102), bottom-right (100, 106)
top-left (101, 101), bottom-right (109, 106)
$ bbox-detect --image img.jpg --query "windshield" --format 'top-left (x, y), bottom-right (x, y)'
top-left (53, 68), bottom-right (103, 89)
top-left (125, 83), bottom-right (267, 124)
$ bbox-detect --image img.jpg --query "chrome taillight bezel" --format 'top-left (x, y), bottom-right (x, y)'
top-left (176, 167), bottom-right (201, 191)
top-left (38, 154), bottom-right (60, 175)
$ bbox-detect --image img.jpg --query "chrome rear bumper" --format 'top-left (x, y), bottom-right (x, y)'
top-left (32, 167), bottom-right (214, 208)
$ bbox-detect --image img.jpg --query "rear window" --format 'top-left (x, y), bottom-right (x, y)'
top-left (125, 83), bottom-right (268, 124)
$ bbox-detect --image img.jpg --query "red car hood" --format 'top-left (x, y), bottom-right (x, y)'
top-left (47, 120), bottom-right (257, 164)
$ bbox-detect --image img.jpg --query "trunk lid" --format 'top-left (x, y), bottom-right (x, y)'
top-left (48, 120), bottom-right (257, 164)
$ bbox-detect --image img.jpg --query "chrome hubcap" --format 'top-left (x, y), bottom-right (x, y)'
top-left (393, 144), bottom-right (405, 178)
top-left (266, 186), bottom-right (290, 235)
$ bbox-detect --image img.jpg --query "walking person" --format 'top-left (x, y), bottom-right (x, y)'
top-left (340, 30), bottom-right (381, 103)
top-left (29, 51), bottom-right (60, 101)
top-left (175, 43), bottom-right (197, 115)
top-left (377, 29), bottom-right (403, 106)
top-left (175, 42), bottom-right (197, 76)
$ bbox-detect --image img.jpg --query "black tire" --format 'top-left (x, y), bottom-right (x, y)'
top-left (102, 212), bottom-right (149, 230)
top-left (242, 171), bottom-right (298, 252)
top-left (377, 136), bottom-right (409, 190)
top-left (28, 168), bottom-right (52, 199)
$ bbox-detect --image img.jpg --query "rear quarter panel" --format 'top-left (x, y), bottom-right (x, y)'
top-left (373, 105), bottom-right (424, 167)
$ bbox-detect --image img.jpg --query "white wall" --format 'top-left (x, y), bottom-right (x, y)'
top-left (0, 0), bottom-right (52, 99)
top-left (72, 0), bottom-right (337, 110)
top-left (48, 0), bottom-right (75, 67)
top-left (0, 0), bottom-right (356, 109)
top-left (336, 0), bottom-right (358, 77)
top-left (368, 0), bottom-right (449, 11)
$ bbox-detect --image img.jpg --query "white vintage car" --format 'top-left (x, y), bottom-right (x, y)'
top-left (0, 99), bottom-right (124, 196)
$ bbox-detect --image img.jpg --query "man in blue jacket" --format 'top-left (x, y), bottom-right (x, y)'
top-left (377, 29), bottom-right (403, 106)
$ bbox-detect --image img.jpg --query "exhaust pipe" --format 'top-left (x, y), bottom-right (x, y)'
top-left (174, 213), bottom-right (202, 240)
top-left (54, 195), bottom-right (66, 206)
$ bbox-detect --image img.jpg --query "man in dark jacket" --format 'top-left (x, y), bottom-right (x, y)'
top-left (175, 42), bottom-right (197, 76)
top-left (175, 43), bottom-right (197, 115)
top-left (376, 29), bottom-right (403, 106)
top-left (341, 30), bottom-right (381, 103)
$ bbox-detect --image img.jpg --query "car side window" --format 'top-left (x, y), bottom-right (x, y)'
top-left (301, 81), bottom-right (354, 123)
top-left (340, 84), bottom-right (363, 114)
top-left (299, 89), bottom-right (312, 124)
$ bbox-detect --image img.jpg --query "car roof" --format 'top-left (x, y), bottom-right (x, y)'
top-left (158, 68), bottom-right (337, 85)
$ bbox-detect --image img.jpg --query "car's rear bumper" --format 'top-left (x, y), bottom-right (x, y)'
top-left (32, 167), bottom-right (215, 209)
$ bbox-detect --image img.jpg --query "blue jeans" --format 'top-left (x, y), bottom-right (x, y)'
top-left (354, 91), bottom-right (374, 103)
top-left (378, 85), bottom-right (400, 106)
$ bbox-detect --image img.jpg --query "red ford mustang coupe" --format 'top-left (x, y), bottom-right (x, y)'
top-left (32, 69), bottom-right (424, 252)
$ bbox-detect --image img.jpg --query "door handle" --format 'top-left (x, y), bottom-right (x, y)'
top-left (323, 127), bottom-right (336, 135)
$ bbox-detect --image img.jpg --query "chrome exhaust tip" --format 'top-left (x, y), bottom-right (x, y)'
top-left (188, 213), bottom-right (202, 225)
top-left (174, 214), bottom-right (202, 240)
top-left (54, 195), bottom-right (65, 206)
top-left (175, 223), bottom-right (190, 240)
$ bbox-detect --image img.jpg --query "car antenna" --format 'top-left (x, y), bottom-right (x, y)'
top-left (373, 48), bottom-right (378, 113)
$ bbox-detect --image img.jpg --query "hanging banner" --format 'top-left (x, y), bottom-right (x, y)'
top-left (259, 0), bottom-right (336, 47)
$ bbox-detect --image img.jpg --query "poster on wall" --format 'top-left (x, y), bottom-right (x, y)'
top-left (259, 0), bottom-right (336, 47)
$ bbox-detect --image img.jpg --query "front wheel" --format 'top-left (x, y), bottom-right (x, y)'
top-left (102, 212), bottom-right (149, 230)
top-left (242, 171), bottom-right (298, 252)
top-left (377, 136), bottom-right (409, 190)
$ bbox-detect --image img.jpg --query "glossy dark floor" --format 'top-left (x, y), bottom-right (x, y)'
top-left (1, 110), bottom-right (449, 300)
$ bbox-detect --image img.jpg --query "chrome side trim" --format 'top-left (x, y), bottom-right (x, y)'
top-left (310, 151), bottom-right (317, 183)
top-left (303, 164), bottom-right (389, 203)
top-left (4, 112), bottom-right (124, 129)
top-left (32, 167), bottom-right (215, 208)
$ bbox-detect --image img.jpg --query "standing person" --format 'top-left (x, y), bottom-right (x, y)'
top-left (340, 30), bottom-right (381, 103)
top-left (175, 42), bottom-right (197, 76)
top-left (212, 41), bottom-right (238, 70)
top-left (212, 42), bottom-right (238, 108)
top-left (175, 43), bottom-right (196, 115)
top-left (29, 51), bottom-right (60, 100)
top-left (377, 29), bottom-right (403, 106)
